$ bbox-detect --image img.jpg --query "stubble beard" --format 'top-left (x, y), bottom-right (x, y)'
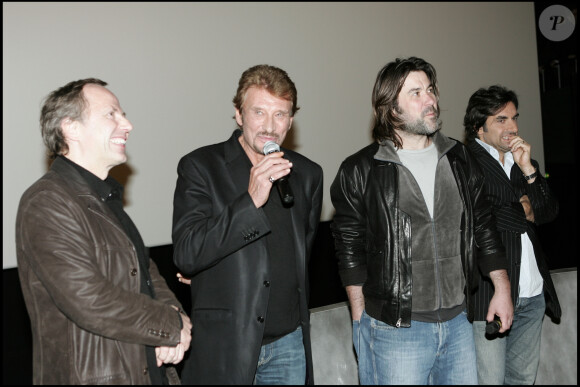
top-left (400, 106), bottom-right (442, 136)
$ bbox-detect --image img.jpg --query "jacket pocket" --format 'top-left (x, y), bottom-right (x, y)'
top-left (70, 325), bottom-right (131, 384)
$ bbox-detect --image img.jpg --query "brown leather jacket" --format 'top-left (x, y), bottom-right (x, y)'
top-left (16, 158), bottom-right (183, 384)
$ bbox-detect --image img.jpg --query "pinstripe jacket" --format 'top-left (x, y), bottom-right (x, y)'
top-left (468, 140), bottom-right (561, 322)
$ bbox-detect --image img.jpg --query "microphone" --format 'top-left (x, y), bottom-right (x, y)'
top-left (263, 141), bottom-right (294, 206)
top-left (485, 315), bottom-right (502, 336)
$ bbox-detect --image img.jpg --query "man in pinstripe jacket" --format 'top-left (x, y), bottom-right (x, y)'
top-left (463, 85), bottom-right (562, 384)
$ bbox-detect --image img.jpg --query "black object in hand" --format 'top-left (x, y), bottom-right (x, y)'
top-left (485, 315), bottom-right (502, 335)
top-left (263, 141), bottom-right (294, 206)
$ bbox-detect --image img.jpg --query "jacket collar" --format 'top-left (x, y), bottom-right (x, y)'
top-left (56, 156), bottom-right (123, 202)
top-left (50, 156), bottom-right (94, 194)
top-left (224, 130), bottom-right (254, 190)
top-left (374, 131), bottom-right (457, 163)
top-left (224, 129), bottom-right (250, 165)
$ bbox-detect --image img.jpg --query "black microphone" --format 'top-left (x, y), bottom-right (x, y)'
top-left (263, 141), bottom-right (294, 206)
top-left (485, 315), bottom-right (502, 336)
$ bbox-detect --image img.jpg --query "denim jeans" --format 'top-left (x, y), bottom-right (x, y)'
top-left (472, 292), bottom-right (545, 384)
top-left (354, 310), bottom-right (478, 385)
top-left (253, 326), bottom-right (306, 385)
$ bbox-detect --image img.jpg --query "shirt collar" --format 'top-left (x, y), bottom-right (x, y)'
top-left (475, 138), bottom-right (514, 175)
top-left (475, 138), bottom-right (513, 162)
top-left (58, 156), bottom-right (123, 202)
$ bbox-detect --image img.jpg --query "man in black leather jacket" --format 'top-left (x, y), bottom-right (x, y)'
top-left (330, 57), bottom-right (514, 385)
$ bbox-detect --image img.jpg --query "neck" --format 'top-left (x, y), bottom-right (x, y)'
top-left (64, 154), bottom-right (109, 180)
top-left (498, 151), bottom-right (506, 165)
top-left (395, 130), bottom-right (432, 150)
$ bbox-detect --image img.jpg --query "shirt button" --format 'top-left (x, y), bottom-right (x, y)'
top-left (257, 316), bottom-right (265, 323)
top-left (130, 268), bottom-right (138, 276)
top-left (263, 281), bottom-right (270, 287)
top-left (143, 367), bottom-right (148, 375)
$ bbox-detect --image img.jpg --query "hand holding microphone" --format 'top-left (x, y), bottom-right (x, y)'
top-left (485, 315), bottom-right (503, 336)
top-left (263, 141), bottom-right (295, 206)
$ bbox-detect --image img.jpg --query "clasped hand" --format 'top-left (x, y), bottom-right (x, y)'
top-left (155, 305), bottom-right (193, 367)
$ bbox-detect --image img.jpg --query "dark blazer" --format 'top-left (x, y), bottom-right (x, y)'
top-left (172, 130), bottom-right (323, 384)
top-left (468, 140), bottom-right (561, 322)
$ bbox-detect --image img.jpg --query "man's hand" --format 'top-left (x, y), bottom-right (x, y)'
top-left (509, 136), bottom-right (536, 182)
top-left (155, 306), bottom-right (193, 366)
top-left (155, 345), bottom-right (184, 367)
top-left (178, 310), bottom-right (193, 351)
top-left (177, 272), bottom-right (191, 285)
top-left (519, 195), bottom-right (535, 223)
top-left (487, 269), bottom-right (514, 333)
top-left (248, 152), bottom-right (292, 208)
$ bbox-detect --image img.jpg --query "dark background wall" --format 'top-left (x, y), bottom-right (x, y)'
top-left (534, 1), bottom-right (577, 270)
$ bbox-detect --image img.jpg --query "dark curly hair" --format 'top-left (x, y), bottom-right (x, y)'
top-left (463, 85), bottom-right (518, 143)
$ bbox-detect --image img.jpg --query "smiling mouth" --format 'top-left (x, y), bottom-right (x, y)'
top-left (111, 138), bottom-right (126, 145)
top-left (502, 132), bottom-right (517, 141)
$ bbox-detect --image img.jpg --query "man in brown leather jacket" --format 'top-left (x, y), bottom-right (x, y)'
top-left (15, 78), bottom-right (192, 384)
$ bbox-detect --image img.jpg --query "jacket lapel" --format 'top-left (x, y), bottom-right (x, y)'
top-left (224, 131), bottom-right (252, 193)
top-left (469, 141), bottom-right (518, 198)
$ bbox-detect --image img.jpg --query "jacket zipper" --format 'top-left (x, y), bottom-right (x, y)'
top-left (431, 219), bottom-right (443, 322)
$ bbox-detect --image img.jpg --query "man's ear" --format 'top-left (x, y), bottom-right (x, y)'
top-left (235, 109), bottom-right (243, 128)
top-left (391, 105), bottom-right (399, 118)
top-left (61, 117), bottom-right (79, 141)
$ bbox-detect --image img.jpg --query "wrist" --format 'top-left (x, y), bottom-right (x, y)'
top-left (523, 169), bottom-right (537, 181)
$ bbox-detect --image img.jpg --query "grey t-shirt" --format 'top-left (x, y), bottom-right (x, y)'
top-left (397, 142), bottom-right (438, 217)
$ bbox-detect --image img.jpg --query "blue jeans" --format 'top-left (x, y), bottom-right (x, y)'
top-left (253, 326), bottom-right (306, 385)
top-left (473, 292), bottom-right (545, 384)
top-left (354, 310), bottom-right (478, 385)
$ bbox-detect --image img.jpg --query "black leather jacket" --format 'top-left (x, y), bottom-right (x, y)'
top-left (330, 135), bottom-right (508, 327)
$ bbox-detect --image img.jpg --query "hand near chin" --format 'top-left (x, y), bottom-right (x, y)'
top-left (509, 136), bottom-right (533, 173)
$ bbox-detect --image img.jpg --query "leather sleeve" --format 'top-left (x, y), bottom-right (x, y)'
top-left (330, 159), bottom-right (369, 287)
top-left (465, 149), bottom-right (509, 276)
top-left (17, 184), bottom-right (182, 347)
top-left (149, 258), bottom-right (183, 310)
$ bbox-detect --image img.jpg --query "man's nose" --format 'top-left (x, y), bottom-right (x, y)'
top-left (120, 116), bottom-right (133, 132)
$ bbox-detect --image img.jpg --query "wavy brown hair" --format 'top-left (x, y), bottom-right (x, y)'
top-left (372, 57), bottom-right (439, 149)
top-left (232, 64), bottom-right (299, 125)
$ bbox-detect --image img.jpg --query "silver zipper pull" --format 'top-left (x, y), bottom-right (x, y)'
top-left (396, 318), bottom-right (402, 328)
